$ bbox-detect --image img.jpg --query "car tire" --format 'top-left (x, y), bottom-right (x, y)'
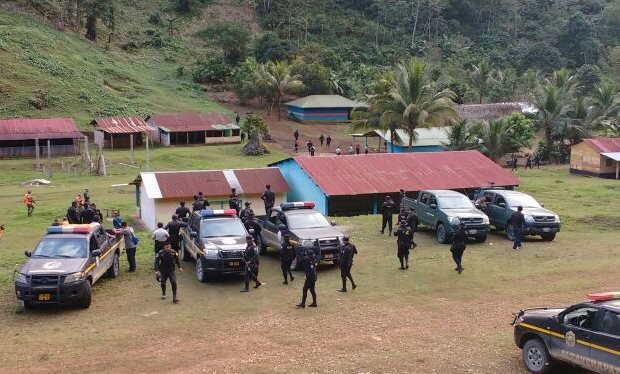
top-left (522, 338), bottom-right (552, 374)
top-left (78, 281), bottom-right (92, 309)
top-left (180, 239), bottom-right (191, 262)
top-left (436, 223), bottom-right (450, 244)
top-left (506, 223), bottom-right (516, 241)
top-left (196, 256), bottom-right (207, 283)
top-left (106, 253), bottom-right (120, 278)
top-left (541, 233), bottom-right (556, 241)
top-left (22, 300), bottom-right (33, 310)
top-left (475, 234), bottom-right (487, 243)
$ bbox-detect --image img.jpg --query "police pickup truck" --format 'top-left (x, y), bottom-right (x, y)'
top-left (14, 223), bottom-right (123, 309)
top-left (475, 189), bottom-right (560, 241)
top-left (513, 292), bottom-right (620, 374)
top-left (180, 209), bottom-right (250, 282)
top-left (258, 202), bottom-right (344, 269)
top-left (402, 190), bottom-right (490, 244)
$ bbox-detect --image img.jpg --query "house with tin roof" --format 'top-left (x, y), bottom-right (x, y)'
top-left (286, 95), bottom-right (366, 123)
top-left (270, 151), bottom-right (519, 216)
top-left (146, 112), bottom-right (239, 146)
top-left (0, 117), bottom-right (83, 158)
top-left (352, 127), bottom-right (450, 153)
top-left (570, 137), bottom-right (620, 179)
top-left (133, 168), bottom-right (289, 230)
top-left (92, 116), bottom-right (153, 149)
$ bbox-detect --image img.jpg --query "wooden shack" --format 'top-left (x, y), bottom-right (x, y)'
top-left (570, 138), bottom-right (620, 179)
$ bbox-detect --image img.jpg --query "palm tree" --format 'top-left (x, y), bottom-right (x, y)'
top-left (590, 83), bottom-right (620, 127)
top-left (470, 60), bottom-right (496, 104)
top-left (533, 84), bottom-right (571, 152)
top-left (561, 97), bottom-right (592, 145)
top-left (549, 68), bottom-right (577, 94)
top-left (444, 119), bottom-right (477, 151)
top-left (472, 120), bottom-right (517, 161)
top-left (254, 61), bottom-right (304, 120)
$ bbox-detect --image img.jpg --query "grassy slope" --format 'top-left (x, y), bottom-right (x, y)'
top-left (0, 9), bottom-right (222, 128)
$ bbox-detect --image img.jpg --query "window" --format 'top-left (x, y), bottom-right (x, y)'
top-left (606, 157), bottom-right (614, 167)
top-left (428, 196), bottom-right (437, 206)
top-left (563, 307), bottom-right (599, 329)
top-left (495, 196), bottom-right (506, 206)
top-left (269, 210), bottom-right (279, 224)
top-left (419, 193), bottom-right (429, 205)
top-left (598, 311), bottom-right (620, 336)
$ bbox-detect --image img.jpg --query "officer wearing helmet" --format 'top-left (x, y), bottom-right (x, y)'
top-left (450, 222), bottom-right (467, 274)
top-left (394, 220), bottom-right (414, 270)
top-left (241, 235), bottom-right (261, 292)
top-left (280, 234), bottom-right (295, 284)
top-left (297, 249), bottom-right (318, 308)
top-left (337, 236), bottom-right (357, 292)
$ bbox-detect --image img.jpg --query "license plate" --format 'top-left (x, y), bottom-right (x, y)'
top-left (468, 230), bottom-right (477, 235)
top-left (229, 261), bottom-right (240, 267)
top-left (38, 293), bottom-right (51, 301)
top-left (543, 228), bottom-right (550, 232)
top-left (324, 254), bottom-right (333, 259)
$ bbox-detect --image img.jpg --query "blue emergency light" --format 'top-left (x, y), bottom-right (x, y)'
top-left (47, 223), bottom-right (99, 234)
top-left (280, 202), bottom-right (315, 210)
top-left (199, 209), bottom-right (237, 218)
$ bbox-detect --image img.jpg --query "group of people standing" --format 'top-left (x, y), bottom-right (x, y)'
top-left (511, 153), bottom-right (541, 171)
top-left (64, 189), bottom-right (106, 225)
top-left (293, 129), bottom-right (333, 156)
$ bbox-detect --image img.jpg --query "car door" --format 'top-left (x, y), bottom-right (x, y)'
top-left (261, 209), bottom-right (280, 246)
top-left (548, 306), bottom-right (598, 371)
top-left (487, 194), bottom-right (506, 228)
top-left (185, 214), bottom-right (200, 259)
top-left (94, 228), bottom-right (112, 278)
top-left (417, 192), bottom-right (432, 226)
top-left (590, 309), bottom-right (620, 371)
top-left (87, 234), bottom-right (105, 282)
top-left (427, 194), bottom-right (439, 227)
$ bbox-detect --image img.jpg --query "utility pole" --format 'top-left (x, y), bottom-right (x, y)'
top-left (145, 131), bottom-right (150, 171)
top-left (47, 139), bottom-right (52, 178)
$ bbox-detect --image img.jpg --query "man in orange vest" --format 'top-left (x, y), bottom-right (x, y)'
top-left (24, 190), bottom-right (35, 217)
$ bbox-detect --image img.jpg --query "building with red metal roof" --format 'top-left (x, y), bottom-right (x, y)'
top-left (0, 117), bottom-right (83, 157)
top-left (270, 151), bottom-right (520, 215)
top-left (570, 137), bottom-right (620, 179)
top-left (92, 116), bottom-right (153, 149)
top-left (146, 112), bottom-right (240, 146)
top-left (133, 168), bottom-right (289, 230)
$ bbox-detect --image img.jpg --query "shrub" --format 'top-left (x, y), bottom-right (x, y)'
top-left (29, 89), bottom-right (50, 110)
top-left (192, 56), bottom-right (234, 84)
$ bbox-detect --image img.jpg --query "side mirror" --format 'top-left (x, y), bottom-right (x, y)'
top-left (278, 224), bottom-right (287, 231)
top-left (91, 249), bottom-right (102, 257)
top-left (248, 228), bottom-right (255, 235)
top-left (190, 231), bottom-right (198, 238)
top-left (330, 221), bottom-right (337, 226)
top-left (429, 204), bottom-right (437, 209)
top-left (498, 202), bottom-right (506, 208)
top-left (24, 250), bottom-right (32, 257)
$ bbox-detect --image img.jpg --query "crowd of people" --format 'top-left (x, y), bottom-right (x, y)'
top-left (292, 130), bottom-right (373, 157)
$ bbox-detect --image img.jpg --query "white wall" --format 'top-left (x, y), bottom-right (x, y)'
top-left (94, 130), bottom-right (104, 148)
top-left (140, 183), bottom-right (157, 231)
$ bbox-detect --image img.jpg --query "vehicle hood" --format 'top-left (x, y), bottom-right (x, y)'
top-left (202, 236), bottom-right (247, 250)
top-left (519, 207), bottom-right (557, 217)
top-left (290, 227), bottom-right (344, 240)
top-left (521, 308), bottom-right (565, 324)
top-left (442, 208), bottom-right (486, 217)
top-left (20, 258), bottom-right (87, 275)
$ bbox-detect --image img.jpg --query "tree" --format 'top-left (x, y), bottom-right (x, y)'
top-left (253, 32), bottom-right (291, 63)
top-left (533, 84), bottom-right (571, 157)
top-left (196, 22), bottom-right (250, 64)
top-left (558, 12), bottom-right (601, 67)
top-left (290, 60), bottom-right (331, 95)
top-left (501, 112), bottom-right (535, 148)
top-left (575, 64), bottom-right (601, 96)
top-left (590, 83), bottom-right (620, 127)
top-left (472, 120), bottom-right (517, 161)
top-left (445, 119), bottom-right (477, 151)
top-left (521, 42), bottom-right (563, 74)
top-left (469, 60), bottom-right (496, 104)
top-left (254, 61), bottom-right (305, 120)
top-left (240, 114), bottom-right (270, 155)
top-left (83, 0), bottom-right (115, 42)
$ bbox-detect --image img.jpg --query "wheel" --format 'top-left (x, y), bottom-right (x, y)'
top-left (435, 223), bottom-right (450, 244)
top-left (22, 300), bottom-right (33, 310)
top-left (78, 281), bottom-right (92, 309)
top-left (195, 256), bottom-right (207, 283)
top-left (475, 234), bottom-right (487, 243)
top-left (506, 223), bottom-right (516, 241)
top-left (106, 253), bottom-right (120, 278)
top-left (541, 233), bottom-right (556, 241)
top-left (522, 338), bottom-right (552, 373)
top-left (180, 238), bottom-right (191, 262)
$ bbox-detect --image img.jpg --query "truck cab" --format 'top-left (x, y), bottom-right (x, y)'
top-left (478, 189), bottom-right (560, 241)
top-left (402, 190), bottom-right (490, 244)
top-left (180, 209), bottom-right (250, 282)
top-left (14, 223), bottom-right (123, 309)
top-left (258, 202), bottom-right (344, 268)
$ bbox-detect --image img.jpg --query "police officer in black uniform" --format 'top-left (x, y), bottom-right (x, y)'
top-left (241, 236), bottom-right (261, 292)
top-left (165, 214), bottom-right (188, 253)
top-left (261, 184), bottom-right (275, 214)
top-left (240, 201), bottom-right (254, 222)
top-left (229, 188), bottom-right (240, 216)
top-left (198, 191), bottom-right (210, 209)
top-left (397, 206), bottom-right (408, 224)
top-left (394, 220), bottom-right (413, 270)
top-left (338, 236), bottom-right (357, 292)
top-left (153, 242), bottom-right (183, 303)
top-left (406, 208), bottom-right (419, 246)
top-left (450, 223), bottom-right (467, 274)
top-left (297, 249), bottom-right (318, 308)
top-left (80, 203), bottom-right (96, 224)
top-left (175, 202), bottom-right (191, 221)
top-left (380, 196), bottom-right (397, 235)
top-left (192, 195), bottom-right (203, 212)
top-left (280, 234), bottom-right (295, 284)
top-left (244, 212), bottom-right (262, 245)
top-left (66, 201), bottom-right (80, 224)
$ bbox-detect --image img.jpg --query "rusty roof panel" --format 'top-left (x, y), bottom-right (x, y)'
top-left (278, 151), bottom-right (519, 196)
top-left (584, 138), bottom-right (620, 153)
top-left (148, 112), bottom-right (236, 132)
top-left (94, 116), bottom-right (152, 134)
top-left (0, 118), bottom-right (82, 141)
top-left (233, 168), bottom-right (289, 194)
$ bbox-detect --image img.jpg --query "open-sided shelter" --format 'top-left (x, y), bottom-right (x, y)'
top-left (146, 112), bottom-right (240, 146)
top-left (0, 117), bottom-right (83, 158)
top-left (271, 151), bottom-right (520, 216)
top-left (570, 137), bottom-right (620, 179)
top-left (92, 116), bottom-right (152, 149)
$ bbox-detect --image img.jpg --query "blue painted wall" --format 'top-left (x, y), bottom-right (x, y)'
top-left (274, 159), bottom-right (329, 214)
top-left (386, 142), bottom-right (445, 153)
top-left (287, 106), bottom-right (350, 122)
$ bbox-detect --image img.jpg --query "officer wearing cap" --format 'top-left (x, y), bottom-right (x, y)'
top-left (241, 235), bottom-right (261, 292)
top-left (244, 212), bottom-right (262, 245)
top-left (338, 236), bottom-right (357, 292)
top-left (450, 223), bottom-right (467, 274)
top-left (280, 234), bottom-right (295, 284)
top-left (394, 220), bottom-right (414, 270)
top-left (240, 201), bottom-right (254, 223)
top-left (297, 249), bottom-right (318, 308)
top-left (380, 196), bottom-right (397, 235)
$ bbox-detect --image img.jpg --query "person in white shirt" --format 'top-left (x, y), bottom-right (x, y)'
top-left (152, 222), bottom-right (170, 255)
top-left (335, 146), bottom-right (342, 155)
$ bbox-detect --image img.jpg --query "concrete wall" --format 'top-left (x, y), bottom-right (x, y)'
top-left (140, 183), bottom-right (157, 230)
top-left (276, 158), bottom-right (328, 214)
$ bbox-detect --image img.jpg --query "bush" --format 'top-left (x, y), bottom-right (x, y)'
top-left (192, 56), bottom-right (234, 84)
top-left (521, 42), bottom-right (563, 73)
top-left (148, 12), bottom-right (162, 25)
top-left (253, 32), bottom-right (291, 63)
top-left (290, 60), bottom-right (332, 95)
top-left (502, 112), bottom-right (535, 148)
top-left (575, 64), bottom-right (601, 96)
top-left (29, 89), bottom-right (50, 110)
top-left (195, 21), bottom-right (250, 64)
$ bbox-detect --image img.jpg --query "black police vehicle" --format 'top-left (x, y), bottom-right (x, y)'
top-left (512, 291), bottom-right (620, 373)
top-left (179, 209), bottom-right (250, 282)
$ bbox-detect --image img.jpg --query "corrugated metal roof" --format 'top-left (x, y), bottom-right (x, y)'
top-left (272, 151), bottom-right (519, 196)
top-left (583, 138), bottom-right (620, 153)
top-left (147, 112), bottom-right (237, 132)
top-left (601, 152), bottom-right (620, 161)
top-left (374, 127), bottom-right (450, 147)
top-left (93, 116), bottom-right (152, 134)
top-left (0, 118), bottom-right (83, 141)
top-left (141, 168), bottom-right (289, 199)
top-left (286, 95), bottom-right (366, 109)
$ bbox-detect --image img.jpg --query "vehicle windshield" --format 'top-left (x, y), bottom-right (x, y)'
top-left (33, 237), bottom-right (87, 258)
top-left (505, 195), bottom-right (542, 208)
top-left (200, 219), bottom-right (247, 237)
top-left (287, 212), bottom-right (331, 230)
top-left (439, 195), bottom-right (475, 209)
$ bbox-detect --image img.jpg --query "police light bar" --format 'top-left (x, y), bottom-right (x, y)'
top-left (587, 291), bottom-right (620, 302)
top-left (47, 223), bottom-right (100, 234)
top-left (199, 209), bottom-right (237, 218)
top-left (281, 202), bottom-right (315, 210)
